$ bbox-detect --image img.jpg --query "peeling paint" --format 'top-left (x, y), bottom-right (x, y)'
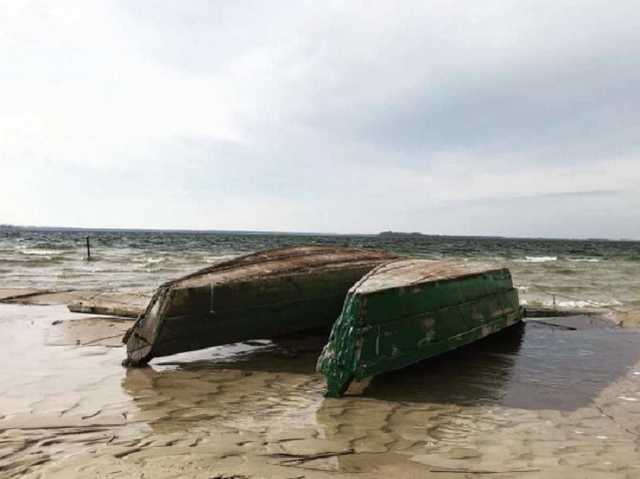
top-left (317, 260), bottom-right (522, 397)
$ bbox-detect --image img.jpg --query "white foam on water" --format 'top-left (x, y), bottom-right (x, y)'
top-left (542, 298), bottom-right (622, 309)
top-left (129, 256), bottom-right (169, 264)
top-left (145, 257), bottom-right (167, 264)
top-left (19, 248), bottom-right (63, 256)
top-left (203, 255), bottom-right (237, 263)
top-left (617, 396), bottom-right (639, 402)
top-left (569, 258), bottom-right (601, 263)
top-left (22, 251), bottom-right (56, 257)
top-left (516, 256), bottom-right (558, 263)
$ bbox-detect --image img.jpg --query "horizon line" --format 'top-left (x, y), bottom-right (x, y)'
top-left (1, 223), bottom-right (637, 243)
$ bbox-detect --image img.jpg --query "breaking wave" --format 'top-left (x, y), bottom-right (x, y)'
top-left (19, 248), bottom-right (69, 256)
top-left (517, 256), bottom-right (558, 263)
top-left (539, 298), bottom-right (623, 310)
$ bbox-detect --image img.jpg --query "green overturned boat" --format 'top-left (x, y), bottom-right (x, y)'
top-left (317, 259), bottom-right (523, 397)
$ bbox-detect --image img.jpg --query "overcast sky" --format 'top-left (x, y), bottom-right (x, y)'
top-left (2, 1), bottom-right (639, 238)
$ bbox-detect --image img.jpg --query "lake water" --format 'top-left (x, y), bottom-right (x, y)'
top-left (2, 228), bottom-right (639, 313)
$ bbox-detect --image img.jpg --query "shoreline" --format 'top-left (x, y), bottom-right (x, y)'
top-left (4, 286), bottom-right (637, 328)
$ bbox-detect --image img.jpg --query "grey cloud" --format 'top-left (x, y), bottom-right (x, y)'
top-left (293, 33), bottom-right (640, 167)
top-left (411, 189), bottom-right (640, 239)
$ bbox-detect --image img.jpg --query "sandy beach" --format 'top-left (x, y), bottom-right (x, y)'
top-left (4, 0), bottom-right (640, 474)
top-left (1, 288), bottom-right (639, 479)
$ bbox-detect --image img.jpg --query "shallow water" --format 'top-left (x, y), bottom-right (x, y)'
top-left (1, 304), bottom-right (639, 478)
top-left (2, 228), bottom-right (639, 313)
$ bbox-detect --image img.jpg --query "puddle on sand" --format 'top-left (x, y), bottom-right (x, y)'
top-left (1, 304), bottom-right (640, 478)
top-left (364, 321), bottom-right (640, 411)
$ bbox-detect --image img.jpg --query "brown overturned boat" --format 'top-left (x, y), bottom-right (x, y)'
top-left (123, 246), bottom-right (396, 366)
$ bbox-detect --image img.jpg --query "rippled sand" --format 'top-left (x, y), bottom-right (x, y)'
top-left (1, 303), bottom-right (639, 478)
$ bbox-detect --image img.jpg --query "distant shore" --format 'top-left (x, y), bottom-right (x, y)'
top-left (2, 224), bottom-right (638, 242)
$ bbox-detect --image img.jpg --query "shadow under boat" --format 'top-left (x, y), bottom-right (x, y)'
top-left (149, 328), bottom-right (330, 374)
top-left (121, 314), bottom-right (640, 415)
top-left (363, 317), bottom-right (640, 411)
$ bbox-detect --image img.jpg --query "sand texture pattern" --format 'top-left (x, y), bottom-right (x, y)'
top-left (0, 304), bottom-right (639, 478)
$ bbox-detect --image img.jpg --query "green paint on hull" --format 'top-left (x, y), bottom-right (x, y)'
top-left (316, 261), bottom-right (523, 397)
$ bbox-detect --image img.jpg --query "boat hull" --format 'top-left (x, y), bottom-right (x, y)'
top-left (317, 260), bottom-right (523, 397)
top-left (123, 246), bottom-right (395, 366)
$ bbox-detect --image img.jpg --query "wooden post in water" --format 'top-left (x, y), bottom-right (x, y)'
top-left (86, 236), bottom-right (91, 261)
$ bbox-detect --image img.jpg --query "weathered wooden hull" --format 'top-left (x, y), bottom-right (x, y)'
top-left (316, 260), bottom-right (523, 397)
top-left (123, 246), bottom-right (395, 366)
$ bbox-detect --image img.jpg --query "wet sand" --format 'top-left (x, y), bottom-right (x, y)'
top-left (1, 303), bottom-right (639, 478)
top-left (0, 288), bottom-right (151, 318)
